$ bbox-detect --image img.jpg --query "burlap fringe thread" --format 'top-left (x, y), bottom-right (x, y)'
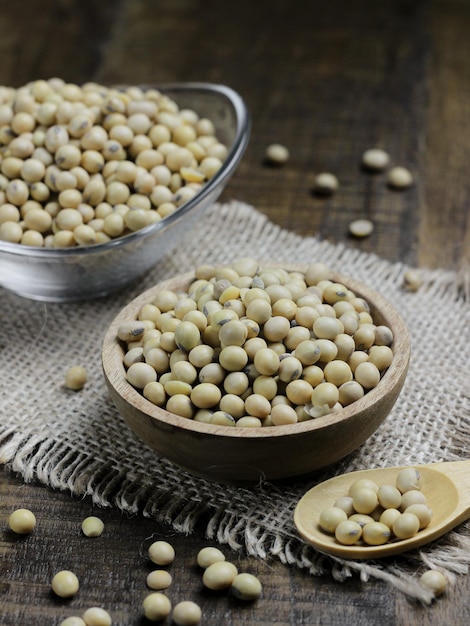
top-left (1, 201), bottom-right (469, 605)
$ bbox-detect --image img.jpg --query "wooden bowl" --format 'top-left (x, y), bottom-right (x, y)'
top-left (102, 267), bottom-right (410, 482)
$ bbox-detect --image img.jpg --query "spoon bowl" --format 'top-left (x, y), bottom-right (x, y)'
top-left (294, 461), bottom-right (470, 559)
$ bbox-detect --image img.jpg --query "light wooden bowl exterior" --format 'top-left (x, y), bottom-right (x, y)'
top-left (102, 267), bottom-right (410, 482)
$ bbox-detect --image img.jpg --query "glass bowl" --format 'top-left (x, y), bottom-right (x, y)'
top-left (0, 83), bottom-right (250, 301)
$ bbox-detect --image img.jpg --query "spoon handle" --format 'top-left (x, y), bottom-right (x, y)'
top-left (427, 460), bottom-right (470, 513)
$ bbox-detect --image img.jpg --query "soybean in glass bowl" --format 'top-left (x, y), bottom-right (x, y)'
top-left (0, 82), bottom-right (250, 302)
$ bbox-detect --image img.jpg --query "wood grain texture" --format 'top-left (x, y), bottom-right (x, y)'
top-left (1, 0), bottom-right (469, 623)
top-left (1, 466), bottom-right (470, 626)
top-left (421, 1), bottom-right (470, 269)
top-left (91, 0), bottom-right (468, 270)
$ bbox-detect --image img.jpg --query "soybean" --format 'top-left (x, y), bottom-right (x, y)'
top-left (387, 166), bottom-right (413, 189)
top-left (335, 520), bottom-right (362, 545)
top-left (361, 148), bottom-right (390, 171)
top-left (265, 143), bottom-right (289, 165)
top-left (8, 508), bottom-right (37, 534)
top-left (172, 601), bottom-right (202, 625)
top-left (202, 561), bottom-right (238, 590)
top-left (419, 570), bottom-right (447, 596)
top-left (362, 522), bottom-right (391, 546)
top-left (403, 269), bottom-right (422, 292)
top-left (119, 259), bottom-right (394, 428)
top-left (146, 569), bottom-right (173, 590)
top-left (148, 540), bottom-right (175, 565)
top-left (197, 546), bottom-right (226, 569)
top-left (51, 570), bottom-right (80, 598)
top-left (82, 607), bottom-right (112, 626)
top-left (81, 516), bottom-right (104, 537)
top-left (313, 172), bottom-right (339, 196)
top-left (349, 219), bottom-right (374, 238)
top-left (142, 593), bottom-right (172, 621)
top-left (319, 507), bottom-right (348, 533)
top-left (231, 572), bottom-right (263, 600)
top-left (65, 365), bottom-right (88, 390)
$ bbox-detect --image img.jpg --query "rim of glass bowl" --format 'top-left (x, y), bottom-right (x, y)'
top-left (0, 82), bottom-right (250, 259)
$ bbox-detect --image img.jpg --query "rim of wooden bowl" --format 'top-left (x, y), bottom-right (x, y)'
top-left (102, 263), bottom-right (410, 443)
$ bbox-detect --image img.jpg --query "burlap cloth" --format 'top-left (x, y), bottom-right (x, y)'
top-left (1, 201), bottom-right (469, 603)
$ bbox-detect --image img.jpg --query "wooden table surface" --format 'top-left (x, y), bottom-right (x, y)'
top-left (1, 1), bottom-right (469, 624)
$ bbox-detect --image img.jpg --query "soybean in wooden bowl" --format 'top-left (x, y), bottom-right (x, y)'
top-left (102, 262), bottom-right (410, 483)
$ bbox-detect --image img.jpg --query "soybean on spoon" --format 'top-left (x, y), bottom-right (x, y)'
top-left (294, 461), bottom-right (470, 559)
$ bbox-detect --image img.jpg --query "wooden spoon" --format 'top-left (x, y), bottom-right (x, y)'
top-left (294, 461), bottom-right (470, 559)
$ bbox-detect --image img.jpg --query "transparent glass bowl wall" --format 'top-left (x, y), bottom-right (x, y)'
top-left (0, 83), bottom-right (250, 301)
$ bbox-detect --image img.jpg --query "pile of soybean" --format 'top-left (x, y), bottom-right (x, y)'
top-left (0, 78), bottom-right (227, 248)
top-left (118, 258), bottom-right (395, 427)
top-left (319, 467), bottom-right (434, 547)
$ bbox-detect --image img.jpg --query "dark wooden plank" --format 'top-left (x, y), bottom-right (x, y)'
top-left (0, 0), bottom-right (469, 623)
top-left (0, 0), bottom-right (121, 86)
top-left (422, 0), bottom-right (470, 270)
top-left (2, 466), bottom-right (470, 626)
top-left (93, 0), bottom-right (468, 269)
